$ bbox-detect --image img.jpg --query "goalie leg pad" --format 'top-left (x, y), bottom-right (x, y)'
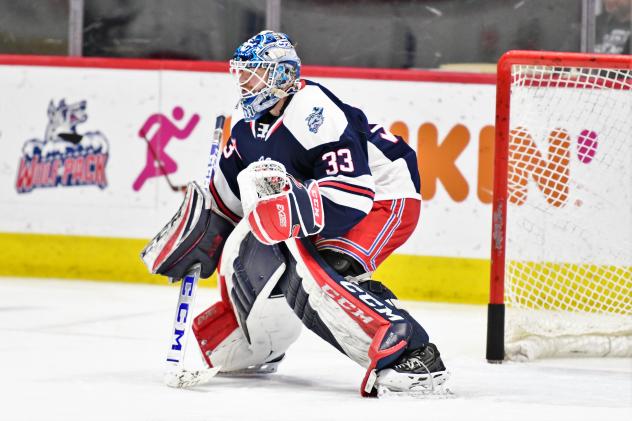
top-left (282, 256), bottom-right (346, 355)
top-left (195, 221), bottom-right (302, 373)
top-left (358, 279), bottom-right (429, 351)
top-left (229, 232), bottom-right (287, 343)
top-left (282, 238), bottom-right (419, 396)
top-left (193, 283), bottom-right (239, 368)
top-left (318, 251), bottom-right (430, 352)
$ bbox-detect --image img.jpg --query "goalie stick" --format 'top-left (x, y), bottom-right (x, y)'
top-left (163, 115), bottom-right (226, 388)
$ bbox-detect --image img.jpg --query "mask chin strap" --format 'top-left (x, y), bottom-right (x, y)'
top-left (270, 87), bottom-right (290, 98)
top-left (269, 77), bottom-right (302, 101)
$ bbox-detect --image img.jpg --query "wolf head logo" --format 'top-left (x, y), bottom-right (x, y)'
top-left (306, 107), bottom-right (324, 134)
top-left (45, 99), bottom-right (87, 144)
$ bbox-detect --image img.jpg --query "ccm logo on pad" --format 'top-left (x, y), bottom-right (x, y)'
top-left (321, 281), bottom-right (403, 325)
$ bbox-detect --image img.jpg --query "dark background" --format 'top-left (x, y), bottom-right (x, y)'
top-left (0, 0), bottom-right (625, 69)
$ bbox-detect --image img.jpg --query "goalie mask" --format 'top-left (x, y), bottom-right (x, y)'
top-left (229, 30), bottom-right (301, 122)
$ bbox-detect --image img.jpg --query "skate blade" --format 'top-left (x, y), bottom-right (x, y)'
top-left (217, 361), bottom-right (281, 377)
top-left (164, 366), bottom-right (221, 388)
top-left (375, 369), bottom-right (453, 399)
top-left (377, 384), bottom-right (455, 399)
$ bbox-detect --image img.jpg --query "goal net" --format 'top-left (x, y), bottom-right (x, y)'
top-left (486, 51), bottom-right (632, 362)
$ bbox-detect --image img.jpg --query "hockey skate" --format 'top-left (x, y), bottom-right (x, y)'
top-left (375, 343), bottom-right (452, 398)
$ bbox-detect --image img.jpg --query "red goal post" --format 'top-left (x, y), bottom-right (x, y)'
top-left (486, 50), bottom-right (632, 362)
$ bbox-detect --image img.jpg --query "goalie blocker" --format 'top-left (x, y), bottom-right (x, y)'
top-left (140, 182), bottom-right (234, 280)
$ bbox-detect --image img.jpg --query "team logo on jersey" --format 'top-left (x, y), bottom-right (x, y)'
top-left (306, 107), bottom-right (324, 133)
top-left (15, 99), bottom-right (109, 193)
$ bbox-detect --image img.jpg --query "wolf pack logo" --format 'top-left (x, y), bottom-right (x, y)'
top-left (15, 99), bottom-right (109, 193)
top-left (306, 107), bottom-right (324, 133)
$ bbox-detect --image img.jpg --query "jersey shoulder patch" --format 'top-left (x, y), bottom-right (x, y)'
top-left (283, 84), bottom-right (349, 151)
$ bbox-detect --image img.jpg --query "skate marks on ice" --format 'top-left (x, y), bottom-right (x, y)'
top-left (0, 277), bottom-right (630, 421)
top-left (192, 372), bottom-right (355, 395)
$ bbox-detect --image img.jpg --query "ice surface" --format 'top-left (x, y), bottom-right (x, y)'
top-left (1, 277), bottom-right (630, 421)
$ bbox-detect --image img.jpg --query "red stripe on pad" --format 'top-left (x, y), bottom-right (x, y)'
top-left (360, 325), bottom-right (408, 397)
top-left (293, 239), bottom-right (386, 336)
top-left (152, 196), bottom-right (193, 272)
top-left (192, 299), bottom-right (238, 369)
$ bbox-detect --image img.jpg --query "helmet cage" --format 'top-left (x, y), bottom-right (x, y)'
top-left (229, 58), bottom-right (300, 121)
top-left (230, 60), bottom-right (276, 99)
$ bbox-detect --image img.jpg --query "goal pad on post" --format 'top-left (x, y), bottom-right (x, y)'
top-left (486, 50), bottom-right (632, 362)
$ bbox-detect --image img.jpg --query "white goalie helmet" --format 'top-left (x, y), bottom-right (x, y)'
top-left (229, 30), bottom-right (301, 121)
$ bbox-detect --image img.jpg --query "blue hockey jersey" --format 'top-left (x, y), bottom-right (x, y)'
top-left (210, 80), bottom-right (420, 238)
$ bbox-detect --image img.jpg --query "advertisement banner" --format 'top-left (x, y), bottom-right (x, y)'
top-left (0, 56), bottom-right (497, 301)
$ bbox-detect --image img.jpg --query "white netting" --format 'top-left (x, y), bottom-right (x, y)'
top-left (504, 63), bottom-right (632, 359)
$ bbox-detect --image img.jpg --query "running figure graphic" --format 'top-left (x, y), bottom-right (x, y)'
top-left (133, 106), bottom-right (199, 191)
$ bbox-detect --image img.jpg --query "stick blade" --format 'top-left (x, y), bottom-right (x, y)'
top-left (164, 366), bottom-right (222, 389)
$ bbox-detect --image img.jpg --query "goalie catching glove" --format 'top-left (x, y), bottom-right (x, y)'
top-left (140, 181), bottom-right (234, 280)
top-left (241, 161), bottom-right (324, 245)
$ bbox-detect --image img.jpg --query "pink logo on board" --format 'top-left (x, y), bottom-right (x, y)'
top-left (133, 106), bottom-right (199, 191)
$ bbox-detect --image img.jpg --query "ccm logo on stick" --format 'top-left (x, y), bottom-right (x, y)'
top-left (171, 274), bottom-right (196, 351)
